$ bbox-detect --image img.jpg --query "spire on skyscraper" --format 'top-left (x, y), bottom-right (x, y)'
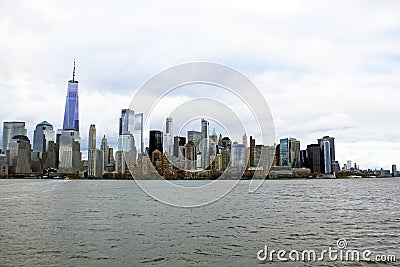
top-left (72, 59), bottom-right (76, 83)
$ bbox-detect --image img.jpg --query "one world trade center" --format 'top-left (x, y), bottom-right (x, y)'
top-left (62, 60), bottom-right (79, 132)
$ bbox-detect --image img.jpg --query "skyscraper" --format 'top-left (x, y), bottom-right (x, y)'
top-left (392, 165), bottom-right (398, 177)
top-left (317, 136), bottom-right (335, 160)
top-left (242, 133), bottom-right (248, 148)
top-left (188, 130), bottom-right (202, 154)
top-left (2, 122), bottom-right (27, 152)
top-left (119, 109), bottom-right (143, 154)
top-left (59, 129), bottom-right (81, 174)
top-left (8, 135), bottom-right (31, 174)
top-left (33, 121), bottom-right (55, 156)
top-left (249, 136), bottom-right (255, 167)
top-left (62, 60), bottom-right (79, 132)
top-left (101, 135), bottom-right (109, 171)
top-left (322, 140), bottom-right (332, 174)
top-left (306, 144), bottom-right (321, 173)
top-left (201, 118), bottom-right (210, 169)
top-left (173, 136), bottom-right (186, 157)
top-left (230, 143), bottom-right (246, 168)
top-left (280, 137), bottom-right (300, 168)
top-left (318, 136), bottom-right (335, 173)
top-left (88, 124), bottom-right (96, 177)
top-left (149, 130), bottom-right (163, 157)
top-left (164, 117), bottom-right (173, 155)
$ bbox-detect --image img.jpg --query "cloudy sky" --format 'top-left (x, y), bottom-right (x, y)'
top-left (0, 0), bottom-right (399, 169)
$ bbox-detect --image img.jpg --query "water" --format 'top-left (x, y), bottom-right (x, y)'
top-left (0, 178), bottom-right (399, 266)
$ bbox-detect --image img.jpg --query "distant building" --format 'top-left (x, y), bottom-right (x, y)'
top-left (185, 141), bottom-right (197, 170)
top-left (88, 125), bottom-right (103, 177)
top-left (253, 145), bottom-right (275, 172)
top-left (230, 143), bottom-right (246, 168)
top-left (300, 149), bottom-right (308, 168)
top-left (347, 160), bottom-right (352, 170)
top-left (210, 128), bottom-right (218, 144)
top-left (280, 137), bottom-right (300, 168)
top-left (0, 154), bottom-right (8, 177)
top-left (306, 144), bottom-right (321, 173)
top-left (58, 129), bottom-right (81, 174)
top-left (242, 133), bottom-right (248, 148)
top-left (8, 135), bottom-right (31, 174)
top-left (318, 136), bottom-right (335, 173)
top-left (188, 130), bottom-right (202, 154)
top-left (322, 140), bottom-right (332, 174)
top-left (249, 136), bottom-right (255, 167)
top-left (163, 117), bottom-right (173, 156)
top-left (117, 132), bottom-right (137, 170)
top-left (2, 122), bottom-right (27, 152)
top-left (149, 130), bottom-right (163, 158)
top-left (62, 60), bottom-right (79, 132)
top-left (332, 161), bottom-right (340, 173)
top-left (201, 119), bottom-right (210, 169)
top-left (101, 135), bottom-right (109, 172)
top-left (33, 121), bottom-right (55, 157)
top-left (119, 109), bottom-right (143, 154)
top-left (392, 165), bottom-right (398, 177)
top-left (215, 153), bottom-right (223, 171)
top-left (173, 136), bottom-right (186, 158)
top-left (273, 144), bottom-right (280, 166)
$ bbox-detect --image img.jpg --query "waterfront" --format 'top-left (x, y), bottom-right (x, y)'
top-left (0, 178), bottom-right (399, 266)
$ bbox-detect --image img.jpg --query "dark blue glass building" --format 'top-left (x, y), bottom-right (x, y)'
top-left (62, 60), bottom-right (79, 132)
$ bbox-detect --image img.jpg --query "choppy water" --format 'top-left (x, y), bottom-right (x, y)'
top-left (0, 178), bottom-right (399, 266)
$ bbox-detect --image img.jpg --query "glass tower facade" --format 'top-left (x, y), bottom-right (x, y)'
top-left (33, 121), bottom-right (55, 156)
top-left (119, 109), bottom-right (143, 154)
top-left (322, 140), bottom-right (332, 174)
top-left (2, 122), bottom-right (27, 152)
top-left (201, 119), bottom-right (210, 169)
top-left (62, 61), bottom-right (79, 132)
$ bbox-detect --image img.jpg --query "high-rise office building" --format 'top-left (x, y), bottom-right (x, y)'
top-left (392, 165), bottom-right (398, 177)
top-left (119, 109), bottom-right (143, 155)
top-left (210, 128), bottom-right (218, 144)
top-left (273, 144), bottom-right (280, 166)
top-left (209, 128), bottom-right (218, 156)
top-left (163, 117), bottom-right (173, 155)
top-left (62, 60), bottom-right (79, 132)
top-left (249, 136), bottom-right (256, 167)
top-left (322, 140), bottom-right (332, 174)
top-left (306, 144), bottom-right (321, 173)
top-left (120, 109), bottom-right (135, 135)
top-left (230, 144), bottom-right (246, 168)
top-left (88, 124), bottom-right (97, 177)
top-left (318, 136), bottom-right (335, 172)
top-left (242, 133), bottom-right (248, 148)
top-left (201, 119), bottom-right (210, 169)
top-left (88, 125), bottom-right (96, 150)
top-left (8, 135), bottom-right (31, 174)
top-left (184, 141), bottom-right (197, 170)
top-left (347, 160), bottom-right (352, 170)
top-left (300, 150), bottom-right (308, 168)
top-left (101, 135), bottom-right (109, 171)
top-left (58, 129), bottom-right (81, 174)
top-left (173, 136), bottom-right (186, 157)
top-left (149, 130), bottom-right (163, 158)
top-left (280, 137), bottom-right (300, 168)
top-left (188, 130), bottom-right (202, 154)
top-left (33, 121), bottom-right (55, 156)
top-left (2, 122), bottom-right (27, 152)
top-left (0, 154), bottom-right (8, 177)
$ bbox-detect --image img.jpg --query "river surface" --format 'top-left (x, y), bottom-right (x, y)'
top-left (0, 178), bottom-right (399, 266)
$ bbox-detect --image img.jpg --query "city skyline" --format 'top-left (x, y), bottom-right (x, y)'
top-left (0, 1), bottom-right (400, 169)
